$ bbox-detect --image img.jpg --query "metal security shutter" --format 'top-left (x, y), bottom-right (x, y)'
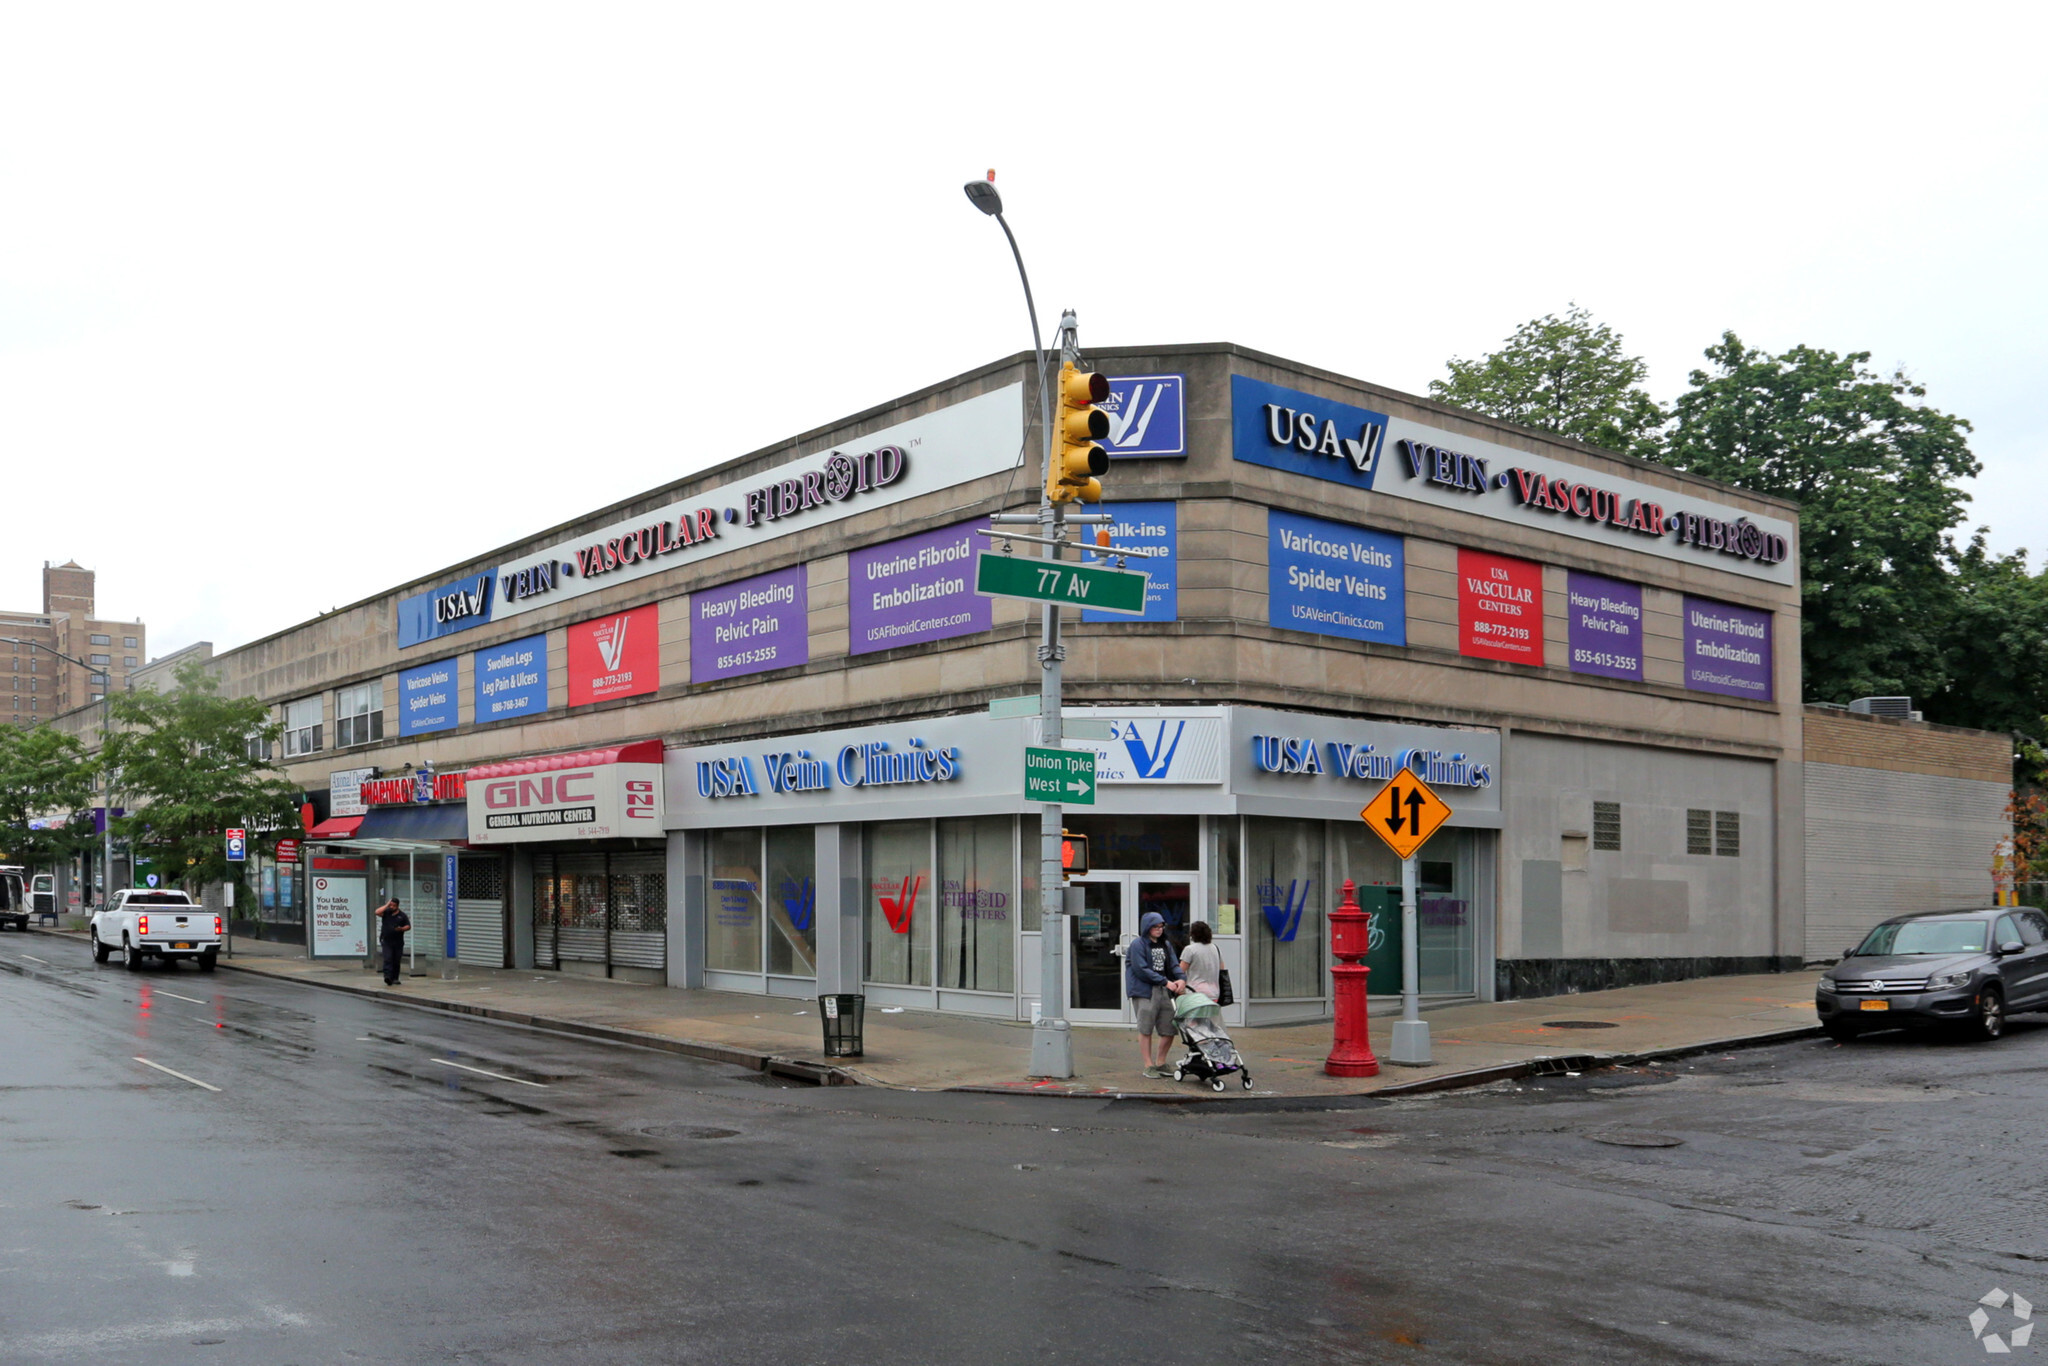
top-left (556, 854), bottom-right (609, 966)
top-left (456, 856), bottom-right (506, 967)
top-left (533, 856), bottom-right (558, 969)
top-left (608, 852), bottom-right (667, 972)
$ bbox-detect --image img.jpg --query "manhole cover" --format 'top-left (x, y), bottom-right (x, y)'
top-left (1542, 1020), bottom-right (1620, 1029)
top-left (639, 1125), bottom-right (741, 1140)
top-left (1586, 1129), bottom-right (1683, 1148)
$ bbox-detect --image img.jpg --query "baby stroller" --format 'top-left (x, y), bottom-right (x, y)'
top-left (1170, 991), bottom-right (1253, 1091)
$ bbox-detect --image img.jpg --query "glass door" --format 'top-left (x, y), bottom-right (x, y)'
top-left (1066, 874), bottom-right (1197, 1026)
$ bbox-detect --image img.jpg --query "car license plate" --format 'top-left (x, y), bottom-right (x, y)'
top-left (171, 941), bottom-right (193, 950)
top-left (1859, 999), bottom-right (1889, 1012)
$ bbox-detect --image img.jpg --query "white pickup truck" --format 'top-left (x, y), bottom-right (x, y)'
top-left (90, 889), bottom-right (222, 971)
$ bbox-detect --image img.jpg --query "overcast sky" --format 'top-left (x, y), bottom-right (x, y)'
top-left (3, 5), bottom-right (2042, 660)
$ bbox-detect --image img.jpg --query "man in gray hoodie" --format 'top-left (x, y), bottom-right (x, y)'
top-left (1125, 910), bottom-right (1186, 1078)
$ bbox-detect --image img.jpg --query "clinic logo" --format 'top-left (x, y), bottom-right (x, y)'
top-left (1121, 719), bottom-right (1188, 780)
top-left (1260, 878), bottom-right (1311, 942)
top-left (878, 874), bottom-right (922, 935)
top-left (781, 877), bottom-right (815, 933)
top-left (1102, 375), bottom-right (1185, 458)
top-left (1971, 1287), bottom-right (2034, 1353)
top-left (594, 614), bottom-right (631, 672)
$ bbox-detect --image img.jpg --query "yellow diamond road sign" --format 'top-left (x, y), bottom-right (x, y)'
top-left (1362, 767), bottom-right (1454, 861)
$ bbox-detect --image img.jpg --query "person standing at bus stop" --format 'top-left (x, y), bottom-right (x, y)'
top-left (375, 894), bottom-right (410, 986)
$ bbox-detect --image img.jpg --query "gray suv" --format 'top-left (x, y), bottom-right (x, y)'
top-left (1816, 908), bottom-right (2048, 1043)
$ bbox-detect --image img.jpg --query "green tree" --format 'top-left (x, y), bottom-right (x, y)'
top-left (1657, 333), bottom-right (1979, 706)
top-left (1430, 304), bottom-right (1668, 457)
top-left (1925, 535), bottom-right (2048, 736)
top-left (0, 723), bottom-right (96, 871)
top-left (101, 659), bottom-right (297, 898)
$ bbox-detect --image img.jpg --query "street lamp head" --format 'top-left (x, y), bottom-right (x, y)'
top-left (963, 175), bottom-right (1003, 217)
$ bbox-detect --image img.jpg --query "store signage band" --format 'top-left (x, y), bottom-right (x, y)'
top-left (466, 741), bottom-right (665, 845)
top-left (361, 768), bottom-right (469, 806)
top-left (1251, 735), bottom-right (1494, 788)
top-left (696, 737), bottom-right (962, 800)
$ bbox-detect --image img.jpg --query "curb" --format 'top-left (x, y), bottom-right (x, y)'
top-left (32, 928), bottom-right (850, 1087)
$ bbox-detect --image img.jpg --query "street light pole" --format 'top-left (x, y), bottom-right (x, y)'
top-left (1, 637), bottom-right (115, 911)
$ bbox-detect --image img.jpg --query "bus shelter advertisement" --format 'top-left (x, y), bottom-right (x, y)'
top-left (1683, 596), bottom-right (1774, 700)
top-left (1266, 509), bottom-right (1405, 646)
top-left (692, 565), bottom-right (808, 683)
top-left (848, 520), bottom-right (990, 654)
top-left (1565, 571), bottom-right (1644, 680)
top-left (309, 875), bottom-right (368, 958)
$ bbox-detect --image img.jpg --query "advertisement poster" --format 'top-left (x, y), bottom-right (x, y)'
top-left (1565, 571), bottom-right (1644, 680)
top-left (1683, 596), bottom-right (1773, 700)
top-left (1102, 375), bottom-right (1186, 458)
top-left (329, 767), bottom-right (376, 819)
top-left (1457, 548), bottom-right (1543, 664)
top-left (691, 566), bottom-right (807, 684)
top-left (260, 865), bottom-right (277, 910)
top-left (848, 521), bottom-right (990, 655)
top-left (475, 632), bottom-right (548, 724)
top-left (398, 656), bottom-right (460, 735)
top-left (309, 874), bottom-right (367, 958)
top-left (568, 603), bottom-right (659, 706)
top-left (1233, 375), bottom-right (1391, 492)
top-left (1082, 501), bottom-right (1178, 622)
top-left (1266, 509), bottom-right (1405, 645)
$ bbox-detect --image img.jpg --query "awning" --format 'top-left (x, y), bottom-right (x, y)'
top-left (308, 815), bottom-right (363, 839)
top-left (355, 804), bottom-right (470, 843)
top-left (466, 738), bottom-right (663, 780)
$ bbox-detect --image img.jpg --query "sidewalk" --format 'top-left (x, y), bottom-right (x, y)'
top-left (40, 929), bottom-right (1823, 1098)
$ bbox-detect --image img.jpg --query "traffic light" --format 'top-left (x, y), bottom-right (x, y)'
top-left (1048, 361), bottom-right (1110, 504)
top-left (1060, 831), bottom-right (1090, 878)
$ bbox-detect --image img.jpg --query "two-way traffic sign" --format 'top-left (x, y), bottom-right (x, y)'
top-left (1024, 746), bottom-right (1097, 805)
top-left (1360, 769), bottom-right (1452, 860)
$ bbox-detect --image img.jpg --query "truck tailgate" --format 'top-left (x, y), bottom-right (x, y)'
top-left (140, 911), bottom-right (220, 946)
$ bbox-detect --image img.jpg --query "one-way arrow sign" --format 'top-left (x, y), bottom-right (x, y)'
top-left (1361, 767), bottom-right (1452, 860)
top-left (1024, 746), bottom-right (1097, 806)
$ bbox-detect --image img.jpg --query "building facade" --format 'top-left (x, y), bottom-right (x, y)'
top-left (174, 343), bottom-right (1831, 1021)
top-left (2, 561), bottom-right (147, 725)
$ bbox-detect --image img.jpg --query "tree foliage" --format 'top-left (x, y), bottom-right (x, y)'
top-left (1429, 304), bottom-right (1668, 457)
top-left (1926, 538), bottom-right (2048, 736)
top-left (102, 659), bottom-right (298, 896)
top-left (1658, 333), bottom-right (1981, 706)
top-left (0, 724), bottom-right (96, 869)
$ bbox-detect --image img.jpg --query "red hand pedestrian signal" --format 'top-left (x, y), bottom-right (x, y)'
top-left (1361, 768), bottom-right (1453, 860)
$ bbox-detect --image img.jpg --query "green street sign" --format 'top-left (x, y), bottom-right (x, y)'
top-left (1024, 746), bottom-right (1097, 805)
top-left (975, 552), bottom-right (1149, 616)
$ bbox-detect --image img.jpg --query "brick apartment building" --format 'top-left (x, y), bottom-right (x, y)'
top-left (1, 562), bottom-right (147, 726)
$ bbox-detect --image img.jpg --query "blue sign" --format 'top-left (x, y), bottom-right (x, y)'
top-left (444, 853), bottom-right (458, 959)
top-left (1083, 501), bottom-right (1177, 622)
top-left (396, 572), bottom-right (495, 649)
top-left (398, 658), bottom-right (460, 736)
top-left (1232, 375), bottom-right (1390, 490)
top-left (1267, 509), bottom-right (1405, 645)
top-left (781, 877), bottom-right (815, 932)
top-left (474, 633), bottom-right (548, 724)
top-left (1260, 878), bottom-right (1311, 942)
top-left (1102, 374), bottom-right (1186, 458)
top-left (145, 874), bottom-right (159, 888)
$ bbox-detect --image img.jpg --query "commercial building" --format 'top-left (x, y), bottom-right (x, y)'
top-left (173, 341), bottom-right (1887, 1025)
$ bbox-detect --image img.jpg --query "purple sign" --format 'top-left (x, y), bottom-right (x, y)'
top-left (1565, 572), bottom-right (1643, 681)
top-left (691, 566), bottom-right (808, 684)
top-left (1683, 596), bottom-right (1773, 700)
top-left (848, 520), bottom-right (990, 655)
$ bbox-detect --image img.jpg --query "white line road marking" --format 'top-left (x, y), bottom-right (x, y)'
top-left (132, 1057), bottom-right (221, 1092)
top-left (20, 954), bottom-right (48, 964)
top-left (155, 990), bottom-right (207, 1005)
top-left (429, 1058), bottom-right (548, 1087)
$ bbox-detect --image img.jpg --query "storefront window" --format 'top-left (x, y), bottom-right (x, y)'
top-left (765, 826), bottom-right (817, 976)
top-left (1245, 817), bottom-right (1324, 999)
top-left (1417, 842), bottom-right (1476, 995)
top-left (938, 816), bottom-right (1014, 993)
top-left (708, 828), bottom-right (763, 973)
top-left (1061, 814), bottom-right (1198, 870)
top-left (1207, 816), bottom-right (1239, 935)
top-left (864, 820), bottom-right (932, 987)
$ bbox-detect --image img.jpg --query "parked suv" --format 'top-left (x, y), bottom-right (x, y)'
top-left (1816, 907), bottom-right (2048, 1043)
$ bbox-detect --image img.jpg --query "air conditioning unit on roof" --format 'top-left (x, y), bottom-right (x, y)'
top-left (1849, 697), bottom-right (1922, 722)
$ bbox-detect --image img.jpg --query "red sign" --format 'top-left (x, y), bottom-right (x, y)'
top-left (1457, 548), bottom-right (1543, 664)
top-left (361, 771), bottom-right (469, 806)
top-left (568, 604), bottom-right (660, 706)
top-left (275, 838), bottom-right (300, 864)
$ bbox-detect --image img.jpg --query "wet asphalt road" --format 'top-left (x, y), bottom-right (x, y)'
top-left (3, 939), bottom-right (2044, 1365)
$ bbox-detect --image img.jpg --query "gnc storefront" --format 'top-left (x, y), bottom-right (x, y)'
top-left (467, 740), bottom-right (669, 981)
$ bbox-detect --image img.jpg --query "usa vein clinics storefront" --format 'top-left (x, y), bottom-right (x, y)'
top-left (666, 706), bottom-right (1500, 1026)
top-left (468, 740), bottom-right (670, 981)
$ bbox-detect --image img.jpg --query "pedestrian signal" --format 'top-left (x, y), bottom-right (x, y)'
top-left (1060, 831), bottom-right (1090, 877)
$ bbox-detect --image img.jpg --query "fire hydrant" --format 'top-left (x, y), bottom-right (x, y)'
top-left (1325, 878), bottom-right (1380, 1077)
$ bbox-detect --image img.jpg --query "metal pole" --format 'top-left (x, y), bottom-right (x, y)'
top-left (1389, 853), bottom-right (1432, 1064)
top-left (101, 693), bottom-right (113, 916)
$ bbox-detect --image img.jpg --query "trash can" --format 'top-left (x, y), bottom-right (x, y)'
top-left (818, 993), bottom-right (865, 1058)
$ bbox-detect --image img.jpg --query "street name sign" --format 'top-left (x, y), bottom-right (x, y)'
top-left (1361, 767), bottom-right (1452, 860)
top-left (1025, 746), bottom-right (1097, 805)
top-left (975, 552), bottom-right (1149, 616)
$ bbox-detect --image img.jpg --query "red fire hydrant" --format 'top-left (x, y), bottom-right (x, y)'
top-left (1325, 878), bottom-right (1380, 1077)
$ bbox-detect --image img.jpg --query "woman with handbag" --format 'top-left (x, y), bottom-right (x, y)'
top-left (1179, 920), bottom-right (1226, 1004)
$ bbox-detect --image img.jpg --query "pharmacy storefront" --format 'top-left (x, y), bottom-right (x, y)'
top-left (666, 706), bottom-right (1500, 1026)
